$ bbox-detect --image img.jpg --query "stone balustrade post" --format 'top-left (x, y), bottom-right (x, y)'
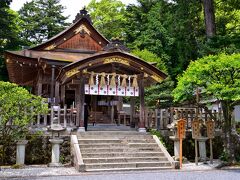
top-left (16, 140), bottom-right (28, 165)
top-left (48, 138), bottom-right (64, 167)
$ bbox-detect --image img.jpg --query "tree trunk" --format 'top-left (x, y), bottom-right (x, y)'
top-left (202, 0), bottom-right (216, 38)
top-left (221, 100), bottom-right (235, 162)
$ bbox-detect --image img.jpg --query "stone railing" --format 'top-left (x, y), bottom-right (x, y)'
top-left (152, 135), bottom-right (178, 169)
top-left (70, 135), bottom-right (85, 171)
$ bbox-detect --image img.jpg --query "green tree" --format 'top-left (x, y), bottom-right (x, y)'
top-left (199, 0), bottom-right (240, 56)
top-left (87, 0), bottom-right (127, 39)
top-left (18, 0), bottom-right (69, 45)
top-left (0, 1), bottom-right (22, 81)
top-left (132, 49), bottom-right (174, 108)
top-left (125, 0), bottom-right (204, 79)
top-left (0, 81), bottom-right (48, 164)
top-left (173, 53), bottom-right (240, 162)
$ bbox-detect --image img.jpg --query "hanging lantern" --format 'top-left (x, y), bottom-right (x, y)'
top-left (110, 73), bottom-right (116, 86)
top-left (121, 74), bottom-right (128, 87)
top-left (100, 72), bottom-right (106, 86)
top-left (89, 72), bottom-right (94, 86)
top-left (132, 75), bottom-right (138, 88)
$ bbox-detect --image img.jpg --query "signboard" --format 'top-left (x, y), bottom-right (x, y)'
top-left (206, 119), bottom-right (215, 139)
top-left (192, 119), bottom-right (200, 139)
top-left (84, 84), bottom-right (139, 97)
top-left (177, 119), bottom-right (186, 139)
top-left (177, 118), bottom-right (186, 169)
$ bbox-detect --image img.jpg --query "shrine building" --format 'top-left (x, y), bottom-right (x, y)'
top-left (4, 9), bottom-right (167, 132)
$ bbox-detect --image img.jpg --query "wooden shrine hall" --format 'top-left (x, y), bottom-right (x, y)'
top-left (4, 9), bottom-right (167, 132)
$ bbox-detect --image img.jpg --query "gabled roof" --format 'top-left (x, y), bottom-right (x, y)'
top-left (30, 11), bottom-right (109, 51)
top-left (57, 50), bottom-right (167, 85)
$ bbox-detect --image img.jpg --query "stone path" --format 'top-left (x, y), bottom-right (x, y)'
top-left (0, 160), bottom-right (235, 179)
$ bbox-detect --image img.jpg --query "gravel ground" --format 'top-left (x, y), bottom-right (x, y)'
top-left (0, 160), bottom-right (239, 179)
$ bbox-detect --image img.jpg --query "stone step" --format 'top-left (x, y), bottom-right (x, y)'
top-left (80, 147), bottom-right (161, 153)
top-left (78, 135), bottom-right (153, 140)
top-left (78, 136), bottom-right (154, 140)
top-left (79, 143), bottom-right (126, 148)
top-left (79, 143), bottom-right (159, 149)
top-left (83, 157), bottom-right (168, 164)
top-left (79, 131), bottom-right (144, 136)
top-left (78, 139), bottom-right (156, 144)
top-left (78, 139), bottom-right (122, 144)
top-left (85, 166), bottom-right (173, 172)
top-left (84, 161), bottom-right (172, 170)
top-left (81, 152), bottom-right (165, 158)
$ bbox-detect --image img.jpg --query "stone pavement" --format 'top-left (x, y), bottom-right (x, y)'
top-left (1, 160), bottom-right (238, 179)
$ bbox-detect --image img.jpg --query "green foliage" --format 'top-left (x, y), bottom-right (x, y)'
top-left (132, 49), bottom-right (167, 73)
top-left (87, 0), bottom-right (127, 39)
top-left (0, 81), bottom-right (48, 164)
top-left (173, 53), bottom-right (240, 103)
top-left (145, 79), bottom-right (174, 108)
top-left (125, 0), bottom-right (204, 79)
top-left (131, 49), bottom-right (174, 108)
top-left (125, 1), bottom-right (174, 61)
top-left (0, 3), bottom-right (22, 81)
top-left (173, 53), bottom-right (240, 161)
top-left (149, 129), bottom-right (165, 145)
top-left (220, 150), bottom-right (230, 162)
top-left (18, 0), bottom-right (69, 45)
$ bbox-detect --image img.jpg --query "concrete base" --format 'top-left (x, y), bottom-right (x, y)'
top-left (138, 128), bottom-right (147, 133)
top-left (197, 137), bottom-right (208, 162)
top-left (16, 140), bottom-right (28, 165)
top-left (48, 162), bottom-right (63, 167)
top-left (49, 138), bottom-right (63, 167)
top-left (77, 127), bottom-right (85, 132)
top-left (169, 136), bottom-right (180, 160)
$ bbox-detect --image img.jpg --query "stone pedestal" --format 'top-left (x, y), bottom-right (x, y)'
top-left (138, 128), bottom-right (147, 133)
top-left (170, 136), bottom-right (180, 160)
top-left (48, 138), bottom-right (64, 167)
top-left (77, 127), bottom-right (85, 132)
top-left (197, 137), bottom-right (208, 162)
top-left (16, 140), bottom-right (28, 165)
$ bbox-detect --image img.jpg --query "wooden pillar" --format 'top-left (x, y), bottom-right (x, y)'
top-left (50, 65), bottom-right (56, 105)
top-left (130, 97), bottom-right (135, 128)
top-left (138, 74), bottom-right (146, 132)
top-left (60, 84), bottom-right (65, 105)
top-left (76, 76), bottom-right (85, 131)
top-left (76, 85), bottom-right (80, 127)
top-left (92, 95), bottom-right (97, 124)
top-left (55, 81), bottom-right (60, 105)
top-left (37, 71), bottom-right (43, 96)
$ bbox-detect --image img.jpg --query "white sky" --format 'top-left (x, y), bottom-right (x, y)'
top-left (10, 0), bottom-right (138, 22)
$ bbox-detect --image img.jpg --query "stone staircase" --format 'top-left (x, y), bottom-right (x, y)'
top-left (71, 131), bottom-right (175, 172)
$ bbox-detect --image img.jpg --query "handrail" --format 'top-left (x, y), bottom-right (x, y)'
top-left (70, 135), bottom-right (85, 171)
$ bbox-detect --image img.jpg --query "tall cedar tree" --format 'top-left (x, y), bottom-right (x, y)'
top-left (19, 0), bottom-right (69, 45)
top-left (0, 0), bottom-right (21, 81)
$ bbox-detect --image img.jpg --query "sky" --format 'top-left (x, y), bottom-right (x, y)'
top-left (10, 0), bottom-right (138, 22)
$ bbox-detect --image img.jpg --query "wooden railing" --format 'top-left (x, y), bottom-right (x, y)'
top-left (145, 107), bottom-right (223, 130)
top-left (34, 106), bottom-right (224, 130)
